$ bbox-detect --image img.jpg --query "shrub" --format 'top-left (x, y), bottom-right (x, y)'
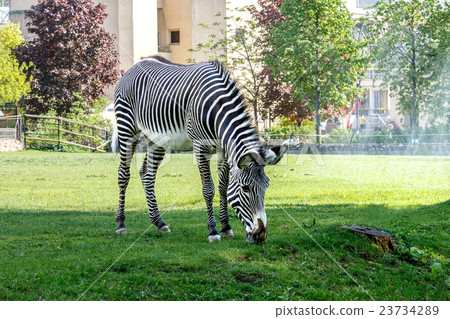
top-left (265, 116), bottom-right (315, 136)
top-left (323, 128), bottom-right (353, 144)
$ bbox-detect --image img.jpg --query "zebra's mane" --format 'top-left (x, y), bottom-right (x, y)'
top-left (209, 60), bottom-right (264, 161)
top-left (147, 55), bottom-right (187, 66)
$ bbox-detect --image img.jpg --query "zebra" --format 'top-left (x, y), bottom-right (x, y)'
top-left (112, 56), bottom-right (287, 243)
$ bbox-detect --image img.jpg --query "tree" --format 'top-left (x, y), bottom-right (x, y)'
top-left (189, 6), bottom-right (266, 127)
top-left (20, 0), bottom-right (121, 115)
top-left (257, 66), bottom-right (309, 125)
top-left (0, 22), bottom-right (31, 104)
top-left (189, 5), bottom-right (309, 130)
top-left (367, 0), bottom-right (450, 140)
top-left (249, 0), bottom-right (309, 126)
top-left (266, 0), bottom-right (369, 143)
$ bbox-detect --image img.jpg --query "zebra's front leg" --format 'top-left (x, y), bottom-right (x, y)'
top-left (140, 147), bottom-right (170, 233)
top-left (195, 146), bottom-right (219, 243)
top-left (218, 151), bottom-right (234, 239)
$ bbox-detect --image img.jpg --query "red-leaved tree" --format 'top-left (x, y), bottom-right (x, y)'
top-left (20, 0), bottom-right (121, 115)
top-left (249, 0), bottom-right (309, 125)
top-left (258, 66), bottom-right (310, 125)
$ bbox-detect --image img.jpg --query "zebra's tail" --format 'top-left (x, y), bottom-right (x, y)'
top-left (111, 127), bottom-right (119, 154)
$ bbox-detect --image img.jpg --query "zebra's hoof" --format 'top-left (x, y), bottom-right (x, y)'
top-left (220, 229), bottom-right (234, 238)
top-left (208, 234), bottom-right (221, 243)
top-left (116, 228), bottom-right (127, 234)
top-left (158, 225), bottom-right (171, 233)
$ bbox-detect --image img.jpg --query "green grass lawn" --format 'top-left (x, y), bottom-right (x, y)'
top-left (0, 151), bottom-right (449, 300)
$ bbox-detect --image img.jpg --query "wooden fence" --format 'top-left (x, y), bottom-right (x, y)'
top-left (23, 114), bottom-right (111, 152)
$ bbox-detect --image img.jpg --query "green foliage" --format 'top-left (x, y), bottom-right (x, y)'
top-left (0, 23), bottom-right (31, 104)
top-left (26, 94), bottom-right (112, 152)
top-left (366, 0), bottom-right (450, 133)
top-left (266, 0), bottom-right (370, 115)
top-left (266, 0), bottom-right (370, 143)
top-left (279, 116), bottom-right (298, 127)
top-left (265, 123), bottom-right (315, 135)
top-left (70, 93), bottom-right (111, 128)
top-left (359, 133), bottom-right (406, 144)
top-left (323, 129), bottom-right (448, 144)
top-left (393, 234), bottom-right (449, 278)
top-left (323, 128), bottom-right (353, 144)
top-left (34, 93), bottom-right (112, 129)
top-left (0, 152), bottom-right (448, 300)
top-left (265, 116), bottom-right (315, 135)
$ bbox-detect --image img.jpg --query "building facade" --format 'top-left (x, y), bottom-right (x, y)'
top-left (345, 0), bottom-right (405, 130)
top-left (8, 0), bottom-right (405, 130)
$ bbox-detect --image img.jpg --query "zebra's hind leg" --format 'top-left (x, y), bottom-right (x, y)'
top-left (218, 150), bottom-right (234, 239)
top-left (116, 138), bottom-right (139, 234)
top-left (140, 146), bottom-right (170, 233)
top-left (194, 145), bottom-right (220, 243)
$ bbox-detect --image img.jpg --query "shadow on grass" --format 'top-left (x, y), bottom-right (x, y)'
top-left (0, 200), bottom-right (448, 301)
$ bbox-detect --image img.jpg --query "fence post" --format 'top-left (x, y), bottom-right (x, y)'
top-left (57, 117), bottom-right (61, 149)
top-left (92, 127), bottom-right (95, 148)
top-left (16, 115), bottom-right (21, 141)
top-left (23, 114), bottom-right (27, 150)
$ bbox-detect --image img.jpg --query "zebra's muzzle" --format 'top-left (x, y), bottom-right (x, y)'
top-left (247, 218), bottom-right (267, 243)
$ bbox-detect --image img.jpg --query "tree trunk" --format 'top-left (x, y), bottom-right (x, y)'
top-left (411, 78), bottom-right (417, 143)
top-left (315, 87), bottom-right (320, 144)
top-left (411, 31), bottom-right (418, 143)
top-left (314, 15), bottom-right (321, 145)
top-left (342, 226), bottom-right (395, 252)
top-left (253, 100), bottom-right (259, 133)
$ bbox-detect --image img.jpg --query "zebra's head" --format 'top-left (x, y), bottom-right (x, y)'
top-left (228, 144), bottom-right (287, 243)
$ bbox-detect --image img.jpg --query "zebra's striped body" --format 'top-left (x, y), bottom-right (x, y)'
top-left (113, 56), bottom-right (286, 242)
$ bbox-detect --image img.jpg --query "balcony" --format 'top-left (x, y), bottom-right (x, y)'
top-left (158, 47), bottom-right (171, 61)
top-left (362, 69), bottom-right (385, 80)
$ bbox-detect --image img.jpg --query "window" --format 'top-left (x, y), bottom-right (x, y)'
top-left (170, 30), bottom-right (180, 45)
top-left (374, 91), bottom-right (381, 110)
top-left (357, 0), bottom-right (377, 9)
top-left (352, 23), bottom-right (371, 41)
top-left (363, 70), bottom-right (374, 80)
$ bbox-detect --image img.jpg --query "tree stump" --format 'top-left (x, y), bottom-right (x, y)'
top-left (342, 226), bottom-right (395, 252)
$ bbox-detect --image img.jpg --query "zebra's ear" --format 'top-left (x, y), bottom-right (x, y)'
top-left (265, 142), bottom-right (288, 165)
top-left (238, 150), bottom-right (261, 169)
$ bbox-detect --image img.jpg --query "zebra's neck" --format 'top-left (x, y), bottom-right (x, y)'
top-left (214, 96), bottom-right (261, 167)
top-left (195, 61), bottom-right (262, 167)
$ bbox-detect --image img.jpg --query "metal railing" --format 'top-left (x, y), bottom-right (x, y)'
top-left (260, 133), bottom-right (450, 145)
top-left (0, 115), bottom-right (21, 140)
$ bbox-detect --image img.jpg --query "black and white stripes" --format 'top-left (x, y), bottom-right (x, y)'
top-left (113, 56), bottom-right (287, 242)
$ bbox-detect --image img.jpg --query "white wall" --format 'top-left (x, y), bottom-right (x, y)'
top-left (133, 0), bottom-right (158, 62)
top-left (191, 0), bottom-right (226, 63)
